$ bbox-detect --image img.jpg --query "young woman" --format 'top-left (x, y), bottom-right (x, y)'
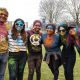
top-left (8, 18), bottom-right (27, 80)
top-left (0, 8), bottom-right (9, 80)
top-left (42, 23), bottom-right (61, 80)
top-left (58, 22), bottom-right (80, 80)
top-left (27, 20), bottom-right (42, 80)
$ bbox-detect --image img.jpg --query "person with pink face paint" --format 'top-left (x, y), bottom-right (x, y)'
top-left (0, 8), bottom-right (9, 80)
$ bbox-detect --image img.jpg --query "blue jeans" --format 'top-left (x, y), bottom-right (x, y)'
top-left (0, 53), bottom-right (8, 80)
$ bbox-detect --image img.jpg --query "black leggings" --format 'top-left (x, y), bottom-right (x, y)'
top-left (62, 56), bottom-right (76, 80)
top-left (48, 55), bottom-right (61, 80)
top-left (28, 57), bottom-right (42, 80)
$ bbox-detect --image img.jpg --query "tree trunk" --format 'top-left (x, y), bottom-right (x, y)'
top-left (76, 13), bottom-right (79, 25)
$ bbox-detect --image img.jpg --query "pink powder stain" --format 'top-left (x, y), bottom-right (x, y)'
top-left (78, 27), bottom-right (80, 33)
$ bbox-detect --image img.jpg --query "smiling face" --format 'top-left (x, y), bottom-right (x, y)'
top-left (46, 25), bottom-right (55, 35)
top-left (0, 9), bottom-right (8, 24)
top-left (15, 20), bottom-right (24, 32)
top-left (59, 27), bottom-right (66, 36)
top-left (33, 22), bottom-right (41, 33)
top-left (69, 27), bottom-right (76, 36)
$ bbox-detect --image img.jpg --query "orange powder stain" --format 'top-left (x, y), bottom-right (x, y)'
top-left (44, 36), bottom-right (54, 47)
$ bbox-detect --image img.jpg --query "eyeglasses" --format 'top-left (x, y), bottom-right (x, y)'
top-left (59, 29), bottom-right (66, 32)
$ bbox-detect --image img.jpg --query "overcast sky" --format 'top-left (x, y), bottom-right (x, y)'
top-left (0, 0), bottom-right (41, 26)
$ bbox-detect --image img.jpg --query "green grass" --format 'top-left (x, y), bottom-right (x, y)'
top-left (5, 47), bottom-right (80, 80)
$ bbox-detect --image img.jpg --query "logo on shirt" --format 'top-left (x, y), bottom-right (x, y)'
top-left (30, 34), bottom-right (41, 46)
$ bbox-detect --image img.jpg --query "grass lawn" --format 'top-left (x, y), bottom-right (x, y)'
top-left (5, 47), bottom-right (80, 80)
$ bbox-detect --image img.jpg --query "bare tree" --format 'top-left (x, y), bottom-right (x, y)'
top-left (64, 0), bottom-right (80, 24)
top-left (39, 0), bottom-right (66, 23)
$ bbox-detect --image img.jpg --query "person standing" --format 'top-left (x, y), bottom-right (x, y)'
top-left (8, 18), bottom-right (27, 80)
top-left (58, 22), bottom-right (80, 80)
top-left (0, 8), bottom-right (9, 80)
top-left (27, 20), bottom-right (42, 80)
top-left (42, 23), bottom-right (61, 80)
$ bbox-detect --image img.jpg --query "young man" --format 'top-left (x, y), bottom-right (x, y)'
top-left (0, 8), bottom-right (9, 80)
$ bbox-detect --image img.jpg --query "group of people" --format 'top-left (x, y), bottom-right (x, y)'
top-left (0, 8), bottom-right (80, 80)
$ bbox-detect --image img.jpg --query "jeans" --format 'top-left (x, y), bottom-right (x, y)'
top-left (0, 52), bottom-right (8, 80)
top-left (8, 51), bottom-right (27, 80)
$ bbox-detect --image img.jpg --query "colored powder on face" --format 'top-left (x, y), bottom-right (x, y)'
top-left (15, 20), bottom-right (24, 32)
top-left (15, 20), bottom-right (24, 27)
top-left (78, 27), bottom-right (80, 33)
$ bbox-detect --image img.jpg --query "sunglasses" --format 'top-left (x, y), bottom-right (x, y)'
top-left (59, 29), bottom-right (66, 32)
top-left (15, 20), bottom-right (24, 27)
top-left (15, 23), bottom-right (24, 27)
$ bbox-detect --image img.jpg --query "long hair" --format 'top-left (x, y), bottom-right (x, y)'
top-left (11, 18), bottom-right (27, 42)
top-left (58, 23), bottom-right (75, 46)
top-left (67, 34), bottom-right (75, 47)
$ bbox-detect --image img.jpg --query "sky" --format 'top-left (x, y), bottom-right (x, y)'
top-left (0, 0), bottom-right (41, 26)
